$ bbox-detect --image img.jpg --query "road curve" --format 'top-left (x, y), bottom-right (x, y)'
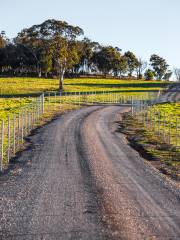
top-left (0, 106), bottom-right (180, 240)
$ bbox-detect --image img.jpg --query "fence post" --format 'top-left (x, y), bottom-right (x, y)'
top-left (59, 92), bottom-right (61, 110)
top-left (48, 93), bottom-right (50, 112)
top-left (54, 92), bottom-right (56, 111)
top-left (0, 120), bottom-right (4, 171)
top-left (25, 110), bottom-right (28, 136)
top-left (36, 101), bottom-right (38, 124)
top-left (163, 112), bottom-right (166, 142)
top-left (143, 104), bottom-right (146, 125)
top-left (79, 92), bottom-right (80, 106)
top-left (21, 111), bottom-right (24, 144)
top-left (175, 117), bottom-right (178, 147)
top-left (146, 106), bottom-right (149, 127)
top-left (13, 115), bottom-right (16, 156)
top-left (34, 106), bottom-right (36, 127)
top-left (154, 108), bottom-right (156, 133)
top-left (168, 115), bottom-right (172, 145)
top-left (149, 105), bottom-right (152, 128)
top-left (28, 112), bottom-right (30, 133)
top-left (31, 107), bottom-right (34, 129)
top-left (18, 113), bottom-right (20, 148)
top-left (7, 116), bottom-right (11, 164)
top-left (158, 110), bottom-right (160, 136)
top-left (42, 93), bottom-right (44, 114)
top-left (131, 97), bottom-right (133, 116)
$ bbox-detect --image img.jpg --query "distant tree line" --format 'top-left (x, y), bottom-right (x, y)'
top-left (0, 19), bottom-right (177, 90)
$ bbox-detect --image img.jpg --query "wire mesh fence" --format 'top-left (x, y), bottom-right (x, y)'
top-left (0, 90), bottom-right (160, 172)
top-left (0, 94), bottom-right (44, 171)
top-left (132, 101), bottom-right (180, 148)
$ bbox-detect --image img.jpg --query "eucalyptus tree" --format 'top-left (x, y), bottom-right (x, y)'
top-left (15, 19), bottom-right (84, 90)
top-left (150, 54), bottom-right (169, 80)
top-left (92, 46), bottom-right (121, 77)
top-left (0, 31), bottom-right (6, 48)
top-left (144, 69), bottom-right (155, 80)
top-left (163, 71), bottom-right (172, 81)
top-left (15, 33), bottom-right (50, 77)
top-left (0, 31), bottom-right (7, 73)
top-left (174, 68), bottom-right (180, 82)
top-left (51, 35), bottom-right (82, 89)
top-left (116, 55), bottom-right (128, 78)
top-left (136, 58), bottom-right (147, 79)
top-left (124, 51), bottom-right (138, 77)
top-left (79, 38), bottom-right (100, 74)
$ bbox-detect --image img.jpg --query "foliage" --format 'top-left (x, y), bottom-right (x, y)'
top-left (122, 113), bottom-right (180, 181)
top-left (0, 98), bottom-right (33, 120)
top-left (136, 58), bottom-right (147, 79)
top-left (92, 46), bottom-right (121, 76)
top-left (15, 19), bottom-right (84, 90)
top-left (0, 19), bottom-right (173, 86)
top-left (174, 68), bottom-right (180, 82)
top-left (124, 51), bottom-right (139, 76)
top-left (150, 54), bottom-right (169, 80)
top-left (163, 70), bottom-right (172, 81)
top-left (144, 69), bottom-right (155, 80)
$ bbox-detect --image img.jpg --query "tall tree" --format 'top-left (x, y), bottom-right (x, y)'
top-left (92, 46), bottom-right (121, 77)
top-left (0, 31), bottom-right (7, 73)
top-left (150, 54), bottom-right (169, 80)
top-left (136, 58), bottom-right (147, 79)
top-left (124, 51), bottom-right (138, 77)
top-left (163, 70), bottom-right (172, 81)
top-left (78, 38), bottom-right (100, 74)
top-left (117, 56), bottom-right (128, 78)
top-left (15, 19), bottom-right (84, 90)
top-left (15, 35), bottom-right (49, 77)
top-left (0, 31), bottom-right (7, 48)
top-left (174, 68), bottom-right (180, 82)
top-left (51, 36), bottom-right (81, 89)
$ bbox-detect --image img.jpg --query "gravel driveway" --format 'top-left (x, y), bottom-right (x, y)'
top-left (0, 106), bottom-right (179, 240)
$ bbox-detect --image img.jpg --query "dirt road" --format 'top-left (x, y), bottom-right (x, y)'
top-left (0, 106), bottom-right (179, 240)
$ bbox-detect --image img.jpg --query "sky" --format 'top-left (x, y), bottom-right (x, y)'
top-left (1, 0), bottom-right (180, 69)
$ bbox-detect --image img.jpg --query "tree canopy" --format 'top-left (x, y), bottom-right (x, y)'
top-left (150, 54), bottom-right (169, 80)
top-left (0, 19), bottom-right (173, 90)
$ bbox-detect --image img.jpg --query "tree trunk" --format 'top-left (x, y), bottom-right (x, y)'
top-left (38, 67), bottom-right (42, 78)
top-left (59, 71), bottom-right (64, 92)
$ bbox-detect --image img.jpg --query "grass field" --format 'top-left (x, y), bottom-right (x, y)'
top-left (121, 113), bottom-right (180, 181)
top-left (152, 103), bottom-right (180, 144)
top-left (0, 77), bottom-right (178, 170)
top-left (0, 77), bottom-right (169, 96)
top-left (0, 77), bottom-right (165, 120)
top-left (134, 102), bottom-right (180, 147)
top-left (0, 98), bottom-right (34, 120)
top-left (154, 103), bottom-right (180, 118)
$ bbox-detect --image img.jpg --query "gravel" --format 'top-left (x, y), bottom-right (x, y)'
top-left (0, 105), bottom-right (179, 240)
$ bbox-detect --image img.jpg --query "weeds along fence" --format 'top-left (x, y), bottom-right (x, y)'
top-left (132, 101), bottom-right (180, 148)
top-left (0, 91), bottom-right (157, 172)
top-left (0, 94), bottom-right (45, 172)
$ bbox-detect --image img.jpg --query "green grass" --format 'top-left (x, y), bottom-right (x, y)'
top-left (137, 102), bottom-right (180, 147)
top-left (0, 98), bottom-right (34, 120)
top-left (0, 77), bottom-right (169, 96)
top-left (0, 77), bottom-right (165, 120)
top-left (121, 114), bottom-right (180, 181)
top-left (154, 103), bottom-right (180, 118)
top-left (153, 103), bottom-right (180, 145)
top-left (0, 91), bottom-right (154, 121)
top-left (0, 77), bottom-right (178, 170)
top-left (64, 78), bottom-right (169, 92)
